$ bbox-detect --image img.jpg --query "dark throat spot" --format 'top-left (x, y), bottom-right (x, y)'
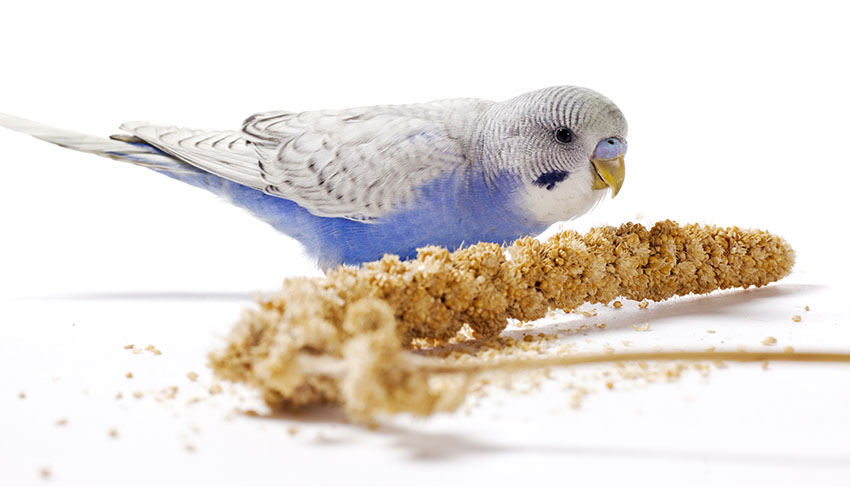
top-left (533, 170), bottom-right (570, 191)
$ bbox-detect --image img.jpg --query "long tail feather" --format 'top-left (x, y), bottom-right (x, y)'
top-left (0, 112), bottom-right (195, 174)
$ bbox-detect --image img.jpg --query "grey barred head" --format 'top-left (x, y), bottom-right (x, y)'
top-left (472, 86), bottom-right (628, 224)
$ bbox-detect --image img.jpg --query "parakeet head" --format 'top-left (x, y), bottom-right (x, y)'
top-left (475, 86), bottom-right (628, 225)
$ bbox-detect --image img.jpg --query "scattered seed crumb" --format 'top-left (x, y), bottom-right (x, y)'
top-left (125, 372), bottom-right (133, 379)
top-left (596, 323), bottom-right (607, 330)
top-left (55, 418), bottom-right (68, 427)
top-left (18, 392), bottom-right (26, 399)
top-left (569, 388), bottom-right (589, 409)
top-left (161, 386), bottom-right (179, 399)
top-left (612, 300), bottom-right (623, 309)
top-left (804, 305), bottom-right (810, 311)
top-left (39, 467), bottom-right (51, 480)
top-left (580, 309), bottom-right (597, 317)
top-left (632, 323), bottom-right (651, 332)
top-left (784, 346), bottom-right (795, 354)
top-left (761, 360), bottom-right (770, 370)
top-left (638, 300), bottom-right (649, 309)
top-left (761, 336), bottom-right (777, 346)
top-left (108, 428), bottom-right (119, 438)
top-left (185, 444), bottom-right (196, 453)
top-left (133, 391), bottom-right (144, 399)
top-left (115, 393), bottom-right (123, 400)
top-left (706, 330), bottom-right (716, 334)
top-left (123, 344), bottom-right (134, 350)
top-left (209, 384), bottom-right (223, 395)
top-left (243, 409), bottom-right (260, 417)
top-left (288, 427), bottom-right (299, 436)
top-left (132, 347), bottom-right (144, 355)
top-left (603, 345), bottom-right (616, 354)
top-left (791, 315), bottom-right (801, 322)
top-left (186, 372), bottom-right (199, 382)
top-left (705, 346), bottom-right (716, 352)
top-left (621, 340), bottom-right (632, 347)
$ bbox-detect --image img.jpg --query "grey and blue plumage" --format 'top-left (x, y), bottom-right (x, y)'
top-left (0, 86), bottom-right (627, 269)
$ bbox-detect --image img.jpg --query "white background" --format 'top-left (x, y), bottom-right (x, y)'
top-left (1, 1), bottom-right (849, 485)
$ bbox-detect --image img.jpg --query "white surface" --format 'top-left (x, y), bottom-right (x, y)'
top-left (1, 1), bottom-right (849, 485)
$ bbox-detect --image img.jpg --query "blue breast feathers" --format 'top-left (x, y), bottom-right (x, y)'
top-left (157, 163), bottom-right (548, 268)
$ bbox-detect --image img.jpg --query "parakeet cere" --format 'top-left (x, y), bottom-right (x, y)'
top-left (0, 86), bottom-right (627, 269)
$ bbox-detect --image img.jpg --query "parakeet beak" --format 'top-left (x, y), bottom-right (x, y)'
top-left (591, 156), bottom-right (625, 198)
top-left (591, 137), bottom-right (627, 198)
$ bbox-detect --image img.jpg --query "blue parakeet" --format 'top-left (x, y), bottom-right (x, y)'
top-left (0, 86), bottom-right (627, 269)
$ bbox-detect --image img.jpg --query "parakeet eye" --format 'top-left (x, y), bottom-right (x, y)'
top-left (554, 127), bottom-right (573, 144)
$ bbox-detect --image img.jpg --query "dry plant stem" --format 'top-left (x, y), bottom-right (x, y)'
top-left (410, 351), bottom-right (850, 375)
top-left (210, 221), bottom-right (798, 419)
top-left (299, 351), bottom-right (850, 378)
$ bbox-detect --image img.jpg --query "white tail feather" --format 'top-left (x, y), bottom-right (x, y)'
top-left (0, 112), bottom-right (188, 171)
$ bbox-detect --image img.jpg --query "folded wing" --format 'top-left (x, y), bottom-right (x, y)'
top-left (123, 98), bottom-right (486, 221)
